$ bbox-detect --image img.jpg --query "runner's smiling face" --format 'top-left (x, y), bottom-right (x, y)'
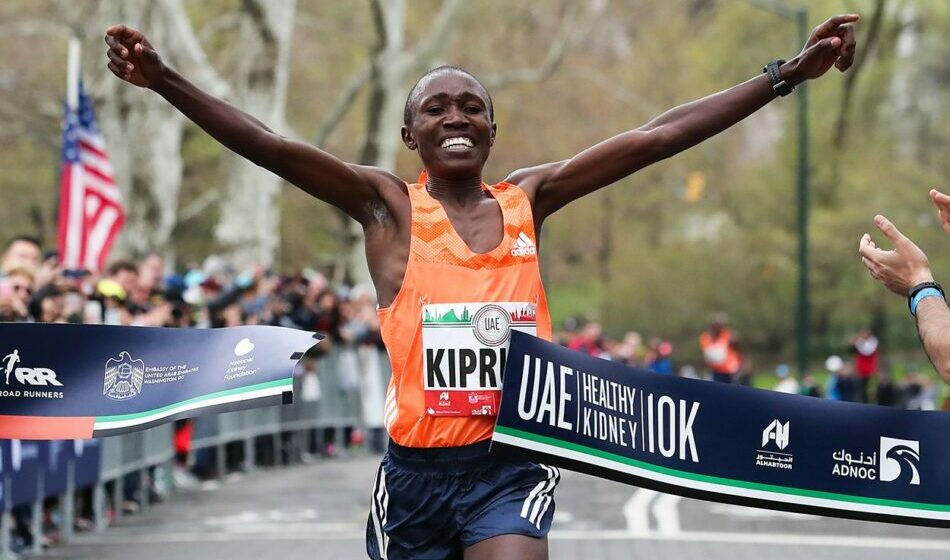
top-left (402, 71), bottom-right (496, 180)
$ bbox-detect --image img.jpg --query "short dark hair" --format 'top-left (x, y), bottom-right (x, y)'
top-left (4, 235), bottom-right (41, 252)
top-left (108, 260), bottom-right (138, 276)
top-left (403, 65), bottom-right (494, 127)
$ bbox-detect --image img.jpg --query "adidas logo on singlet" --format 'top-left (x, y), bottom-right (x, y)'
top-left (511, 232), bottom-right (537, 257)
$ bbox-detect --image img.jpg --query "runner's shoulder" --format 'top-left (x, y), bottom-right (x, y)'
top-left (347, 164), bottom-right (409, 197)
top-left (503, 161), bottom-right (568, 198)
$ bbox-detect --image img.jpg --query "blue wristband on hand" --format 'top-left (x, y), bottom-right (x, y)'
top-left (910, 287), bottom-right (945, 316)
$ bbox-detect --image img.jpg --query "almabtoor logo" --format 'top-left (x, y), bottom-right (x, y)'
top-left (756, 419), bottom-right (793, 470)
top-left (761, 419), bottom-right (789, 450)
top-left (103, 351), bottom-right (145, 401)
top-left (879, 437), bottom-right (920, 486)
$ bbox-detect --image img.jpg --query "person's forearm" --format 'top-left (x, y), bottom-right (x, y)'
top-left (915, 295), bottom-right (950, 385)
top-left (640, 59), bottom-right (803, 157)
top-left (150, 68), bottom-right (277, 166)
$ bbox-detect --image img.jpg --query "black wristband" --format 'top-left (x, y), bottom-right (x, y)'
top-left (763, 59), bottom-right (793, 96)
top-left (908, 281), bottom-right (944, 298)
top-left (907, 281), bottom-right (944, 314)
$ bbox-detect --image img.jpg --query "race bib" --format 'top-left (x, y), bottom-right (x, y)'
top-left (422, 302), bottom-right (536, 417)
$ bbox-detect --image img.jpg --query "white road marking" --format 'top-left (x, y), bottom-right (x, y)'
top-left (623, 490), bottom-right (681, 536)
top-left (549, 531), bottom-right (950, 551)
top-left (68, 529), bottom-right (950, 552)
top-left (623, 488), bottom-right (657, 536)
top-left (707, 503), bottom-right (820, 520)
top-left (552, 510), bottom-right (574, 523)
top-left (652, 494), bottom-right (682, 535)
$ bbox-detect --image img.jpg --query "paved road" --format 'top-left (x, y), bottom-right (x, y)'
top-left (49, 456), bottom-right (949, 560)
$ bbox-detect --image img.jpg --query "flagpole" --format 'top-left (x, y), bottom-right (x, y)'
top-left (66, 37), bottom-right (80, 110)
top-left (61, 36), bottom-right (83, 269)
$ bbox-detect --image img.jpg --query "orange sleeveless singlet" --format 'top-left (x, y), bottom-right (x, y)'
top-left (378, 171), bottom-right (552, 448)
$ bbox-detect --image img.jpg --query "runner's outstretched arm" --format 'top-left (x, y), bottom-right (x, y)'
top-left (509, 14), bottom-right (859, 221)
top-left (104, 25), bottom-right (392, 224)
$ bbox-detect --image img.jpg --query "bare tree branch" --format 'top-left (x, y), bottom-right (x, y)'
top-left (311, 64), bottom-right (372, 147)
top-left (832, 0), bottom-right (887, 151)
top-left (407, 0), bottom-right (467, 70)
top-left (198, 13), bottom-right (241, 43)
top-left (293, 12), bottom-right (334, 34)
top-left (157, 0), bottom-right (231, 97)
top-left (0, 21), bottom-right (70, 38)
top-left (482, 2), bottom-right (584, 90)
top-left (178, 188), bottom-right (221, 223)
top-left (566, 66), bottom-right (662, 117)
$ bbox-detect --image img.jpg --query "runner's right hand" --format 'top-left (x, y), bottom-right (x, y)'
top-left (105, 25), bottom-right (164, 88)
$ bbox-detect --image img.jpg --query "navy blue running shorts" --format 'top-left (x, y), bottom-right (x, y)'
top-left (366, 439), bottom-right (560, 559)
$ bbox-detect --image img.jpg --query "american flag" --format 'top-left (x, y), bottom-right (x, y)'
top-left (57, 79), bottom-right (125, 271)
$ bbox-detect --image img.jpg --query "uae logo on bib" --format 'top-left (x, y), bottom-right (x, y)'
top-left (473, 305), bottom-right (513, 346)
top-left (103, 351), bottom-right (146, 401)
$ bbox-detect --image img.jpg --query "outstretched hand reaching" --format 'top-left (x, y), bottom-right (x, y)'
top-left (788, 14), bottom-right (859, 84)
top-left (105, 25), bottom-right (165, 88)
top-left (929, 189), bottom-right (950, 235)
top-left (859, 215), bottom-right (933, 296)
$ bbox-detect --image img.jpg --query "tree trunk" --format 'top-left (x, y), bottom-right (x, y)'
top-left (90, 0), bottom-right (185, 261)
top-left (213, 0), bottom-right (296, 270)
top-left (85, 0), bottom-right (229, 263)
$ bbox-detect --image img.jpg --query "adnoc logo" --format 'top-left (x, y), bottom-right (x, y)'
top-left (103, 351), bottom-right (146, 401)
top-left (831, 436), bottom-right (921, 485)
top-left (879, 437), bottom-right (920, 486)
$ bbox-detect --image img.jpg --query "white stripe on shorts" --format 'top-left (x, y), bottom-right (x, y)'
top-left (533, 467), bottom-right (560, 528)
top-left (520, 464), bottom-right (558, 526)
top-left (371, 463), bottom-right (389, 559)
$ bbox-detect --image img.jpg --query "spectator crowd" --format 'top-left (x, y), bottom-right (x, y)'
top-left (0, 235), bottom-right (390, 553)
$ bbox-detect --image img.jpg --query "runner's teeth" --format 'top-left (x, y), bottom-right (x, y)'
top-left (441, 137), bottom-right (474, 149)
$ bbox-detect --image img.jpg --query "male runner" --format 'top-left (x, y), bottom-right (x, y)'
top-left (105, 13), bottom-right (857, 559)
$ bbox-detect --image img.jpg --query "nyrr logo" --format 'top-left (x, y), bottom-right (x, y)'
top-left (2, 349), bottom-right (64, 386)
top-left (103, 351), bottom-right (145, 401)
top-left (761, 419), bottom-right (790, 450)
top-left (879, 437), bottom-right (921, 486)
